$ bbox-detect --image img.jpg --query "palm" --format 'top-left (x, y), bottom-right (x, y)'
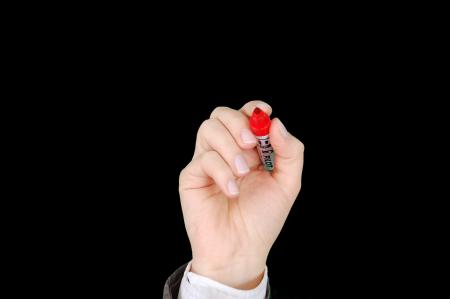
top-left (181, 166), bottom-right (293, 263)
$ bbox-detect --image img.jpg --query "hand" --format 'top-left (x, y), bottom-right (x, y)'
top-left (179, 101), bottom-right (305, 289)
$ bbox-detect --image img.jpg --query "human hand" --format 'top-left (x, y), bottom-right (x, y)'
top-left (179, 101), bottom-right (305, 289)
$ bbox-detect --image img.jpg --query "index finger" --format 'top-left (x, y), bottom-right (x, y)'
top-left (240, 100), bottom-right (272, 117)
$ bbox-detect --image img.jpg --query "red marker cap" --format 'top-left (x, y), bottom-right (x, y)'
top-left (249, 107), bottom-right (271, 136)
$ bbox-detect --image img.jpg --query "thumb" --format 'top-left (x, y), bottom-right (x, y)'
top-left (270, 118), bottom-right (305, 199)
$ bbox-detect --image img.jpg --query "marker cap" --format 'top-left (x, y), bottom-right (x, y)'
top-left (249, 107), bottom-right (271, 136)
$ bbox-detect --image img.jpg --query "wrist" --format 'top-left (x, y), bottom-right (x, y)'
top-left (191, 255), bottom-right (267, 290)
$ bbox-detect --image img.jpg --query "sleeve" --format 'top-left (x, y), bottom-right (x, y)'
top-left (163, 263), bottom-right (187, 299)
top-left (163, 262), bottom-right (270, 299)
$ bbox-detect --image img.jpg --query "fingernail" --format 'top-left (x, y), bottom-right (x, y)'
top-left (227, 180), bottom-right (239, 195)
top-left (234, 154), bottom-right (250, 174)
top-left (279, 119), bottom-right (289, 137)
top-left (241, 128), bottom-right (257, 144)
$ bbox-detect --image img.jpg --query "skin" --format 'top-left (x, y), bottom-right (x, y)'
top-left (179, 101), bottom-right (305, 290)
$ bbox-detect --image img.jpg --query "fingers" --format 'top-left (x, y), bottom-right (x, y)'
top-left (195, 119), bottom-right (259, 176)
top-left (184, 100), bottom-right (304, 201)
top-left (269, 118), bottom-right (305, 199)
top-left (180, 151), bottom-right (240, 198)
top-left (210, 106), bottom-right (258, 149)
top-left (240, 100), bottom-right (272, 118)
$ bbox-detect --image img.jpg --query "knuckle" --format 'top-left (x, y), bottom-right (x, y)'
top-left (210, 106), bottom-right (228, 118)
top-left (197, 119), bottom-right (219, 137)
top-left (198, 119), bottom-right (210, 132)
top-left (202, 118), bottom-right (221, 130)
top-left (214, 107), bottom-right (246, 126)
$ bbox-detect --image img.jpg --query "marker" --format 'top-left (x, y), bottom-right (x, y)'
top-left (249, 107), bottom-right (275, 171)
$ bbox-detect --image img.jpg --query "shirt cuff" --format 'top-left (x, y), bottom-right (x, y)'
top-left (177, 262), bottom-right (268, 299)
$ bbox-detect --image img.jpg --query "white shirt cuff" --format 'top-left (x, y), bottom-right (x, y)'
top-left (177, 262), bottom-right (268, 299)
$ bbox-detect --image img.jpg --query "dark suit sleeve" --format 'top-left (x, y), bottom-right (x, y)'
top-left (163, 263), bottom-right (271, 299)
top-left (163, 263), bottom-right (187, 299)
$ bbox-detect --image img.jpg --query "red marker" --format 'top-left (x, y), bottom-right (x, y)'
top-left (249, 108), bottom-right (275, 171)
